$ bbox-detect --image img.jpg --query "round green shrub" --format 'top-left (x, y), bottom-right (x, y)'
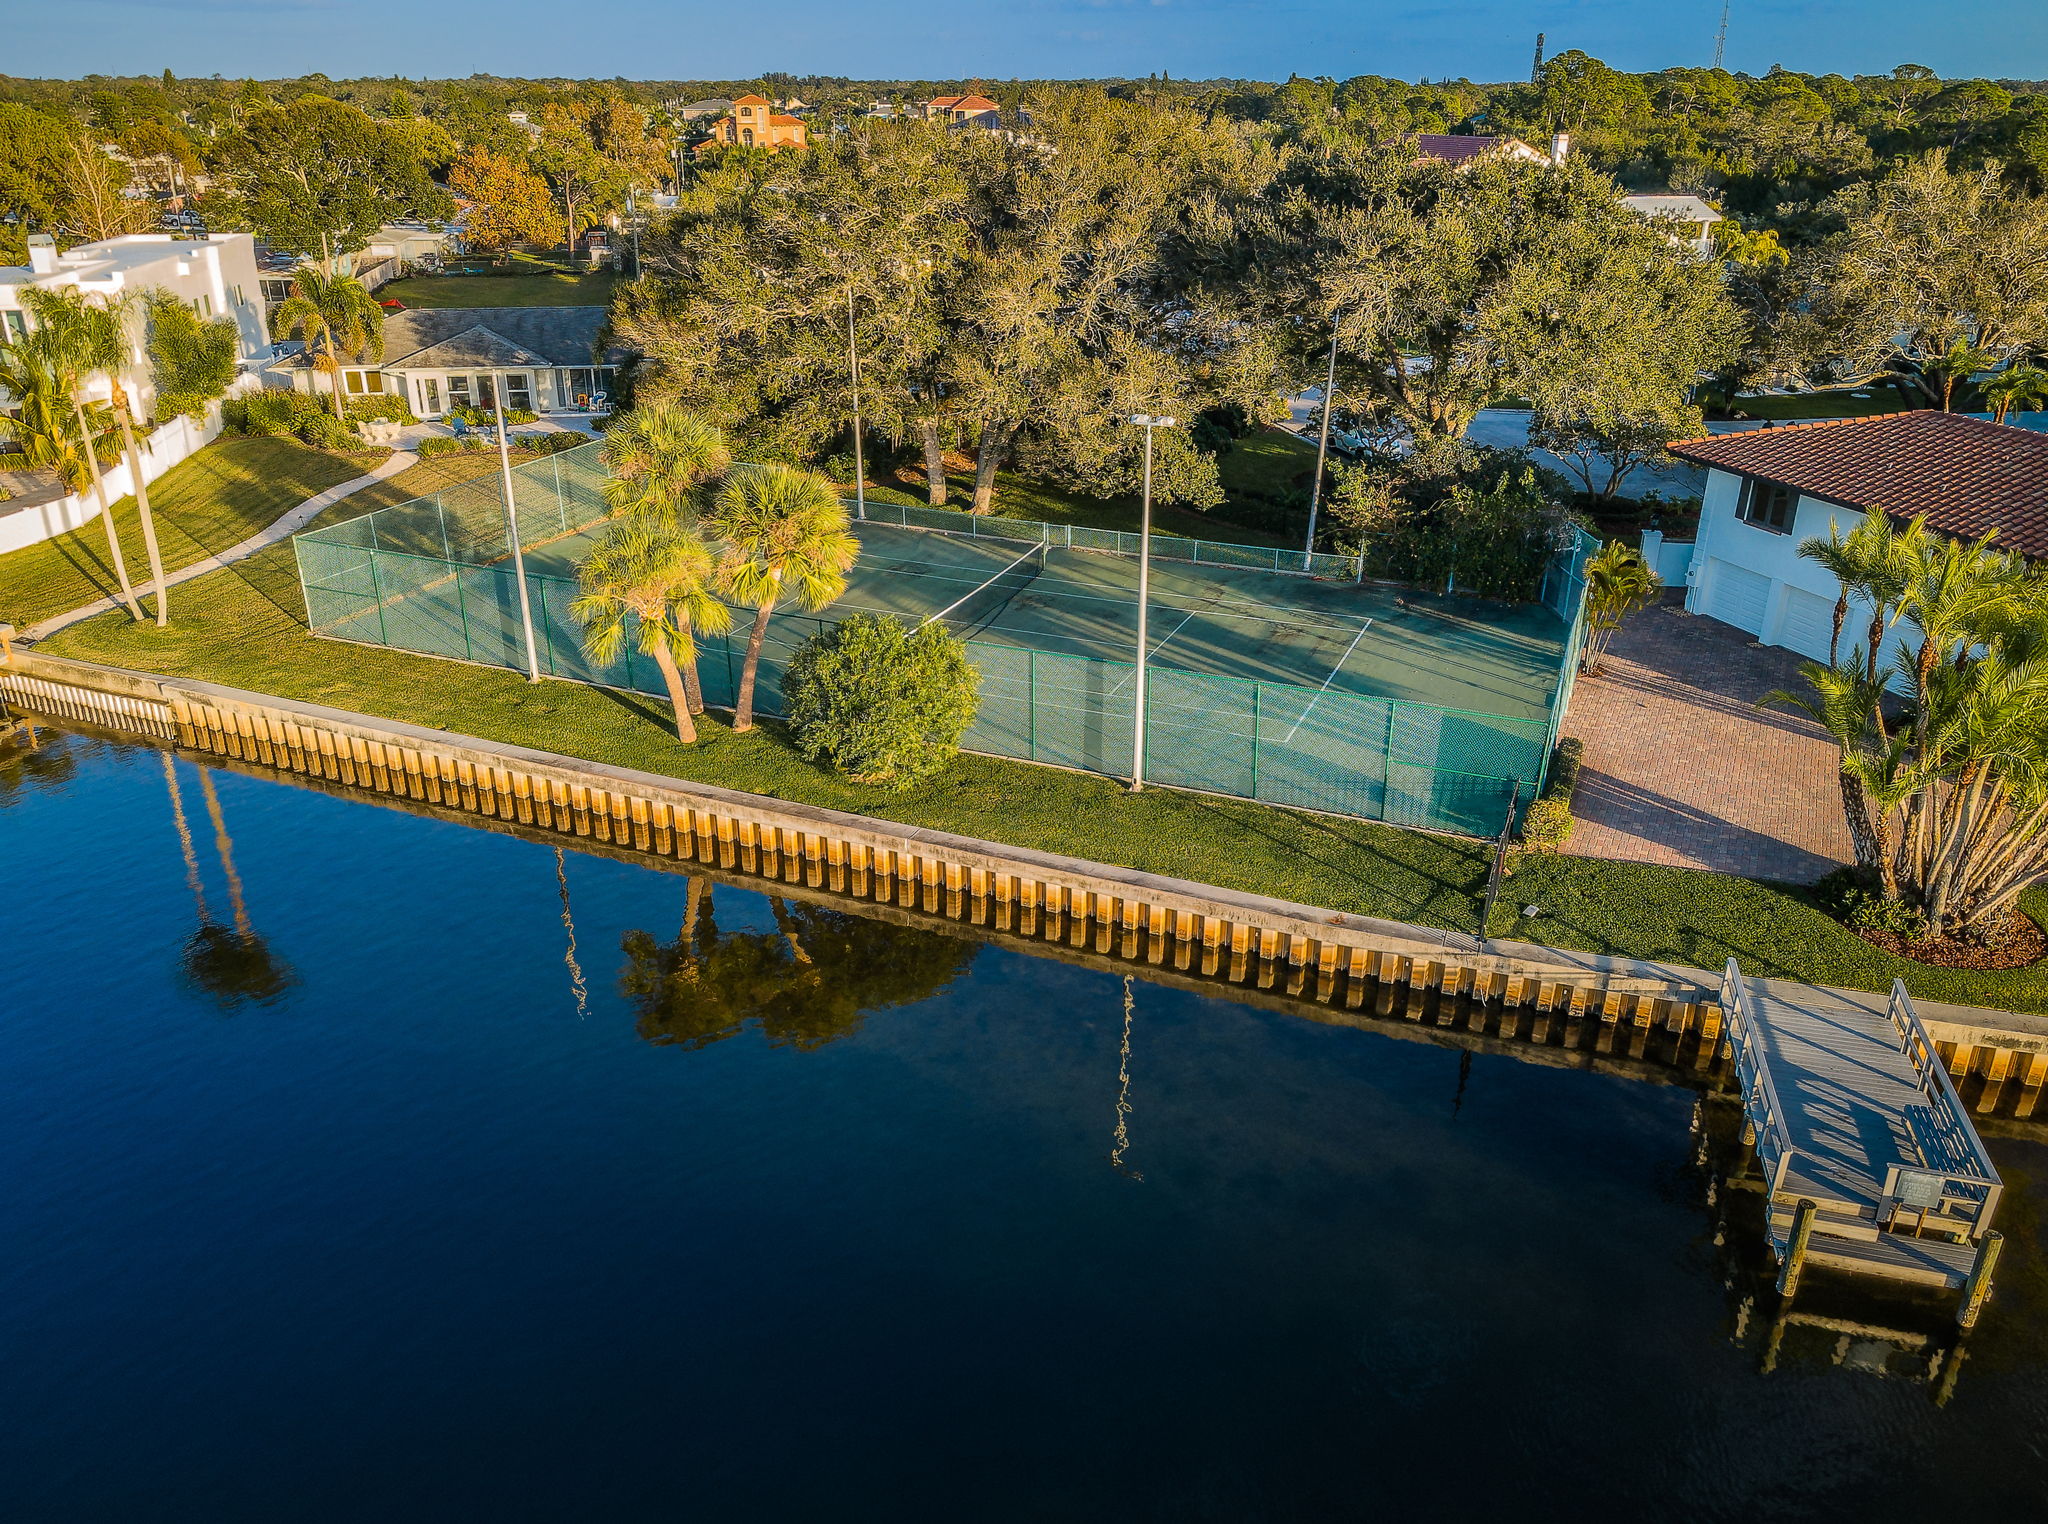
top-left (784, 612), bottom-right (980, 787)
top-left (296, 412), bottom-right (357, 451)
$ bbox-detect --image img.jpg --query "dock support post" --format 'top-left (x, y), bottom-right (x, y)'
top-left (1777, 1199), bottom-right (1819, 1298)
top-left (1958, 1231), bottom-right (2005, 1328)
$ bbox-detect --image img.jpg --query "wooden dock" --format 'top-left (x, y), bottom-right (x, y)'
top-left (1722, 960), bottom-right (2005, 1321)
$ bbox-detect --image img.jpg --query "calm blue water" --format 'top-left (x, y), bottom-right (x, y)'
top-left (3, 730), bottom-right (2045, 1522)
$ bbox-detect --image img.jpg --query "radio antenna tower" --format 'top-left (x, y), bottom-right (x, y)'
top-left (1713, 3), bottom-right (1730, 70)
top-left (1531, 32), bottom-right (1546, 82)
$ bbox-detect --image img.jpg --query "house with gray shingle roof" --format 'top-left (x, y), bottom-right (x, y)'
top-left (263, 306), bottom-right (629, 419)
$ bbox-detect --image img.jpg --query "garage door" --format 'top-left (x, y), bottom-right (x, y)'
top-left (1703, 561), bottom-right (1771, 636)
top-left (1777, 587), bottom-right (1837, 662)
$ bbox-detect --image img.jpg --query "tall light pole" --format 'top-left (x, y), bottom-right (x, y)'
top-left (1129, 413), bottom-right (1175, 792)
top-left (491, 369), bottom-right (542, 681)
top-left (1305, 318), bottom-right (1340, 571)
top-left (627, 188), bottom-right (642, 277)
top-left (847, 283), bottom-right (866, 521)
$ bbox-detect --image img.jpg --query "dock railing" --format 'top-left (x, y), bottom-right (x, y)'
top-left (1882, 980), bottom-right (2003, 1239)
top-left (1722, 960), bottom-right (1800, 1209)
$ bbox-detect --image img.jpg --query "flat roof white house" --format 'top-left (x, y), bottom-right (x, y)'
top-left (0, 232), bottom-right (270, 554)
top-left (0, 232), bottom-right (269, 418)
top-left (1670, 412), bottom-right (2048, 670)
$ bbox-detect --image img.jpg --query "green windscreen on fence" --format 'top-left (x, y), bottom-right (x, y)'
top-left (295, 440), bottom-right (1589, 835)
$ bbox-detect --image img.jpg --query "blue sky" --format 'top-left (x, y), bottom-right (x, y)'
top-left (9, 0), bottom-right (2043, 83)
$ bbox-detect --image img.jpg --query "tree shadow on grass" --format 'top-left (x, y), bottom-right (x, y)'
top-left (1180, 793), bottom-right (1489, 931)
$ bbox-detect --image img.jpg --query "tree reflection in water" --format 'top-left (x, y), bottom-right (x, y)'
top-left (165, 755), bottom-right (298, 1010)
top-left (620, 881), bottom-right (977, 1051)
top-left (0, 721), bottom-right (76, 807)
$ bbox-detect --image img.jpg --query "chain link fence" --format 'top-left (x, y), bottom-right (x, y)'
top-left (296, 441), bottom-right (1590, 835)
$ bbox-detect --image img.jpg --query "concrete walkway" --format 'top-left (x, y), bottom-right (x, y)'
top-left (23, 450), bottom-right (417, 643)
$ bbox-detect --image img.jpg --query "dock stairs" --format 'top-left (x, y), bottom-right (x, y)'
top-left (1721, 960), bottom-right (2006, 1323)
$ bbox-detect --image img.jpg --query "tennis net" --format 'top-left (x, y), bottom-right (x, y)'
top-left (920, 542), bottom-right (1047, 633)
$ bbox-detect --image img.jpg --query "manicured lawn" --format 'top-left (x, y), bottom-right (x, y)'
top-left (38, 477), bottom-right (2048, 1013)
top-left (1216, 428), bottom-right (1317, 502)
top-left (0, 438), bottom-right (373, 630)
top-left (376, 255), bottom-right (620, 310)
top-left (1727, 385), bottom-right (1915, 421)
top-left (860, 460), bottom-right (1294, 547)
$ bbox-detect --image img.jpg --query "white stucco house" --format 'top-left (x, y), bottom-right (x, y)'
top-left (0, 231), bottom-right (270, 554)
top-left (1620, 194), bottom-right (1722, 257)
top-left (1, 231), bottom-right (268, 413)
top-left (1669, 411), bottom-right (2048, 671)
top-left (262, 304), bottom-right (627, 419)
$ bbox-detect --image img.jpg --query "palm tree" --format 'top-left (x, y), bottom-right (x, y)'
top-left (1897, 530), bottom-right (2026, 748)
top-left (1797, 513), bottom-right (1915, 672)
top-left (1920, 338), bottom-right (1996, 412)
top-left (1981, 365), bottom-right (2048, 425)
top-left (0, 346), bottom-right (126, 595)
top-left (570, 520), bottom-right (733, 742)
top-left (270, 263), bottom-right (384, 421)
top-left (706, 464), bottom-right (859, 731)
top-left (600, 405), bottom-right (732, 525)
top-left (16, 287), bottom-right (158, 622)
top-left (1578, 541), bottom-right (1662, 675)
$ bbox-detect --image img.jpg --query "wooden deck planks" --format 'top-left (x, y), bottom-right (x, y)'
top-left (1746, 978), bottom-right (1927, 1218)
top-left (1741, 976), bottom-right (1994, 1288)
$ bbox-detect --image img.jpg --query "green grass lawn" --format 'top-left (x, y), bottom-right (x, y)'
top-left (0, 438), bottom-right (375, 630)
top-left (36, 467), bottom-right (2048, 1013)
top-left (1726, 385), bottom-right (1916, 421)
top-left (376, 254), bottom-right (620, 310)
top-left (1216, 428), bottom-right (1318, 502)
top-left (858, 448), bottom-right (1299, 549)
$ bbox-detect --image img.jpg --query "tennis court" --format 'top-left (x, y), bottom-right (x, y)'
top-left (501, 516), bottom-right (1563, 723)
top-left (294, 440), bottom-right (1592, 833)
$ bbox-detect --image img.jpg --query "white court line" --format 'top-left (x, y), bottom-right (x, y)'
top-left (1279, 618), bottom-right (1374, 743)
top-left (1106, 605), bottom-right (1203, 698)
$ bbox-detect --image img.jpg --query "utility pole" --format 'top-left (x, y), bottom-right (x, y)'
top-left (848, 283), bottom-right (865, 521)
top-left (1531, 32), bottom-right (1546, 83)
top-left (1713, 3), bottom-right (1730, 70)
top-left (1128, 414), bottom-right (1175, 792)
top-left (1305, 319), bottom-right (1340, 571)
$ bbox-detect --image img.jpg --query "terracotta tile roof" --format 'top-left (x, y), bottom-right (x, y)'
top-left (1669, 411), bottom-right (2048, 558)
top-left (732, 93), bottom-right (771, 106)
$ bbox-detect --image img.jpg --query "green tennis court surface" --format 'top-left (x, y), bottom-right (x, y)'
top-left (502, 518), bottom-right (1563, 722)
top-left (294, 437), bottom-right (1590, 832)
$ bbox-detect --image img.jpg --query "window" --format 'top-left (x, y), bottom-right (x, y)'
top-left (448, 374), bottom-right (473, 408)
top-left (345, 370), bottom-right (366, 395)
top-left (419, 378), bottom-right (441, 414)
top-left (193, 294), bottom-right (213, 319)
top-left (1737, 477), bottom-right (1797, 534)
top-left (505, 373), bottom-right (531, 411)
top-left (2, 311), bottom-right (25, 342)
top-left (364, 370), bottom-right (385, 394)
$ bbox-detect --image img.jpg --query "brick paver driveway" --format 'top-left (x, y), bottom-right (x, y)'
top-left (1564, 595), bottom-right (1854, 883)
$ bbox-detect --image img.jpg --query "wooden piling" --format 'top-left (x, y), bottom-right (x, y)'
top-left (1778, 1199), bottom-right (1820, 1298)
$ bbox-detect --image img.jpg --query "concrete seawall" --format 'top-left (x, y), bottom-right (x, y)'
top-left (5, 648), bottom-right (2045, 1117)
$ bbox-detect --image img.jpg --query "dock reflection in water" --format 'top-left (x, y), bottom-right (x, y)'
top-left (5, 725), bottom-right (2048, 1523)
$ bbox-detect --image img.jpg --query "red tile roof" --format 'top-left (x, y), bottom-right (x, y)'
top-left (733, 93), bottom-right (771, 106)
top-left (1669, 411), bottom-right (2048, 558)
